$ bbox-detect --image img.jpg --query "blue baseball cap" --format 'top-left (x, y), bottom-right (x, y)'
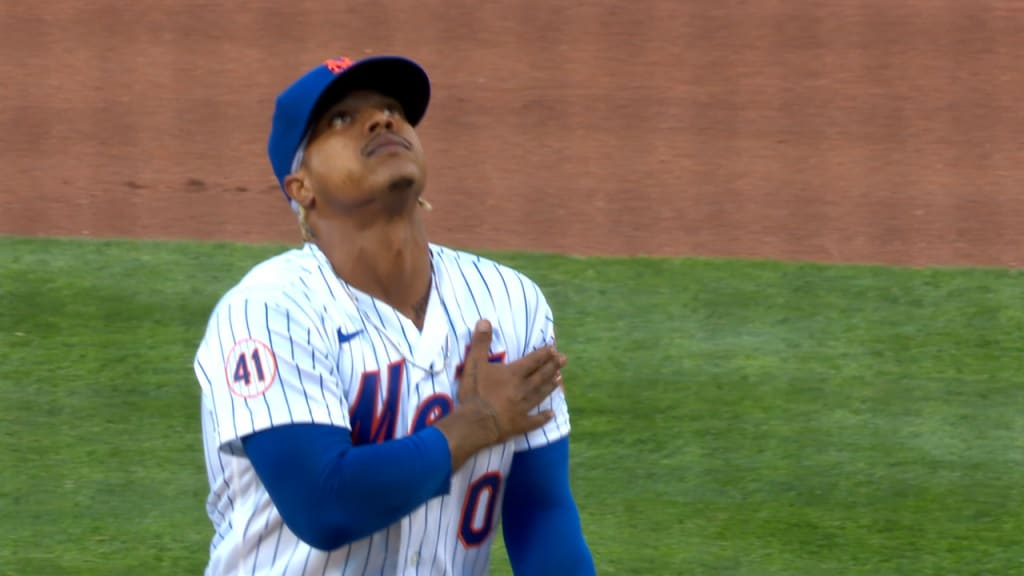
top-left (266, 55), bottom-right (431, 202)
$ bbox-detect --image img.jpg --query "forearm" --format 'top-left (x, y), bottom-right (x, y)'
top-left (504, 504), bottom-right (594, 575)
top-left (328, 428), bottom-right (453, 522)
top-left (243, 424), bottom-right (452, 550)
top-left (502, 438), bottom-right (595, 575)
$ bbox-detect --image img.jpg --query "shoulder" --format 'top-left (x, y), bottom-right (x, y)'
top-left (204, 244), bottom-right (333, 328)
top-left (429, 244), bottom-right (548, 306)
top-left (430, 244), bottom-right (554, 356)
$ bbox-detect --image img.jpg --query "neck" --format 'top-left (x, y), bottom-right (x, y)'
top-left (314, 215), bottom-right (432, 328)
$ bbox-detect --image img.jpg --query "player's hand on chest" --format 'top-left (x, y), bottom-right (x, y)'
top-left (338, 322), bottom-right (514, 447)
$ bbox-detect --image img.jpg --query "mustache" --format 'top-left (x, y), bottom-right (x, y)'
top-left (362, 132), bottom-right (412, 156)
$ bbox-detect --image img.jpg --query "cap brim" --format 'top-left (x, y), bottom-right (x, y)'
top-left (307, 56), bottom-right (430, 134)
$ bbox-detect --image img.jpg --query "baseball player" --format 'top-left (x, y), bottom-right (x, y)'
top-left (193, 55), bottom-right (595, 575)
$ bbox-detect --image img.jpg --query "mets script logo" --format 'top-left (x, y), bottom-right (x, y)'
top-left (324, 57), bottom-right (354, 74)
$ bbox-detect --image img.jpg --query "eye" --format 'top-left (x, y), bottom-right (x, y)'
top-left (384, 102), bottom-right (404, 118)
top-left (328, 110), bottom-right (352, 129)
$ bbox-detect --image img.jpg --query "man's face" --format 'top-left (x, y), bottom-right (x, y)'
top-left (295, 89), bottom-right (426, 214)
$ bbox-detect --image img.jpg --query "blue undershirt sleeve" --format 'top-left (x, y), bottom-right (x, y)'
top-left (501, 437), bottom-right (596, 575)
top-left (241, 423), bottom-right (452, 551)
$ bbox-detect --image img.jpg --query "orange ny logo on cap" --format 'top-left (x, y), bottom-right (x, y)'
top-left (324, 57), bottom-right (354, 74)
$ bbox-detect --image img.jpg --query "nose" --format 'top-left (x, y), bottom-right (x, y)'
top-left (366, 109), bottom-right (396, 134)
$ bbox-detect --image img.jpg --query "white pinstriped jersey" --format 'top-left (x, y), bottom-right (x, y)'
top-left (193, 242), bottom-right (570, 575)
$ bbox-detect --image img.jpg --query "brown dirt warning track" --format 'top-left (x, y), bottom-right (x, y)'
top-left (2, 1), bottom-right (1023, 267)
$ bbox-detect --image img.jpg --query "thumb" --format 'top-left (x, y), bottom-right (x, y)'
top-left (467, 319), bottom-right (493, 363)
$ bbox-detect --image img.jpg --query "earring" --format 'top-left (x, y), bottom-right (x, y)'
top-left (418, 197), bottom-right (433, 211)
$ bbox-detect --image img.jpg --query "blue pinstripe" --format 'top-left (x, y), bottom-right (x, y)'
top-left (286, 309), bottom-right (315, 422)
top-left (490, 263), bottom-right (517, 341)
top-left (282, 534), bottom-right (302, 573)
top-left (247, 492), bottom-right (270, 574)
top-left (224, 303), bottom-right (256, 434)
top-left (196, 359), bottom-right (237, 523)
top-left (315, 261), bottom-right (337, 301)
top-left (242, 299), bottom-right (275, 426)
top-left (436, 257), bottom-right (470, 346)
top-left (320, 549), bottom-right (335, 576)
top-left (309, 328), bottom-right (334, 425)
top-left (194, 366), bottom-right (233, 537)
top-left (471, 262), bottom-right (498, 313)
top-left (267, 523), bottom-right (284, 572)
top-left (299, 546), bottom-right (312, 575)
top-left (453, 261), bottom-right (482, 318)
top-left (265, 302), bottom-right (294, 425)
top-left (513, 273), bottom-right (536, 359)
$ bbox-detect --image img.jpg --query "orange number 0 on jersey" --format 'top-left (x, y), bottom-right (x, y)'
top-left (458, 472), bottom-right (502, 547)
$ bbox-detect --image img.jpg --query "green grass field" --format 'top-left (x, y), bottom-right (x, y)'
top-left (2, 236), bottom-right (1022, 575)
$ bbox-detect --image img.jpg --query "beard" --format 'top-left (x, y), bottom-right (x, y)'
top-left (387, 175), bottom-right (417, 195)
top-left (375, 173), bottom-right (422, 217)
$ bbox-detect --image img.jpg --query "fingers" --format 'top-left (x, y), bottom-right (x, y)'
top-left (523, 351), bottom-right (566, 386)
top-left (465, 319), bottom-right (494, 365)
top-left (519, 410), bottom-right (555, 434)
top-left (510, 348), bottom-right (566, 408)
top-left (513, 345), bottom-right (560, 377)
top-left (523, 359), bottom-right (564, 406)
top-left (528, 353), bottom-right (560, 389)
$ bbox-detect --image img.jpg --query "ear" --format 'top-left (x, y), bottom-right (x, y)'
top-left (284, 171), bottom-right (315, 209)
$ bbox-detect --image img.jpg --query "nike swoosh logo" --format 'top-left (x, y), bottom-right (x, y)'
top-left (337, 328), bottom-right (363, 344)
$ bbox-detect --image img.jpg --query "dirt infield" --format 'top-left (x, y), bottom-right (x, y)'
top-left (2, 1), bottom-right (1022, 267)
